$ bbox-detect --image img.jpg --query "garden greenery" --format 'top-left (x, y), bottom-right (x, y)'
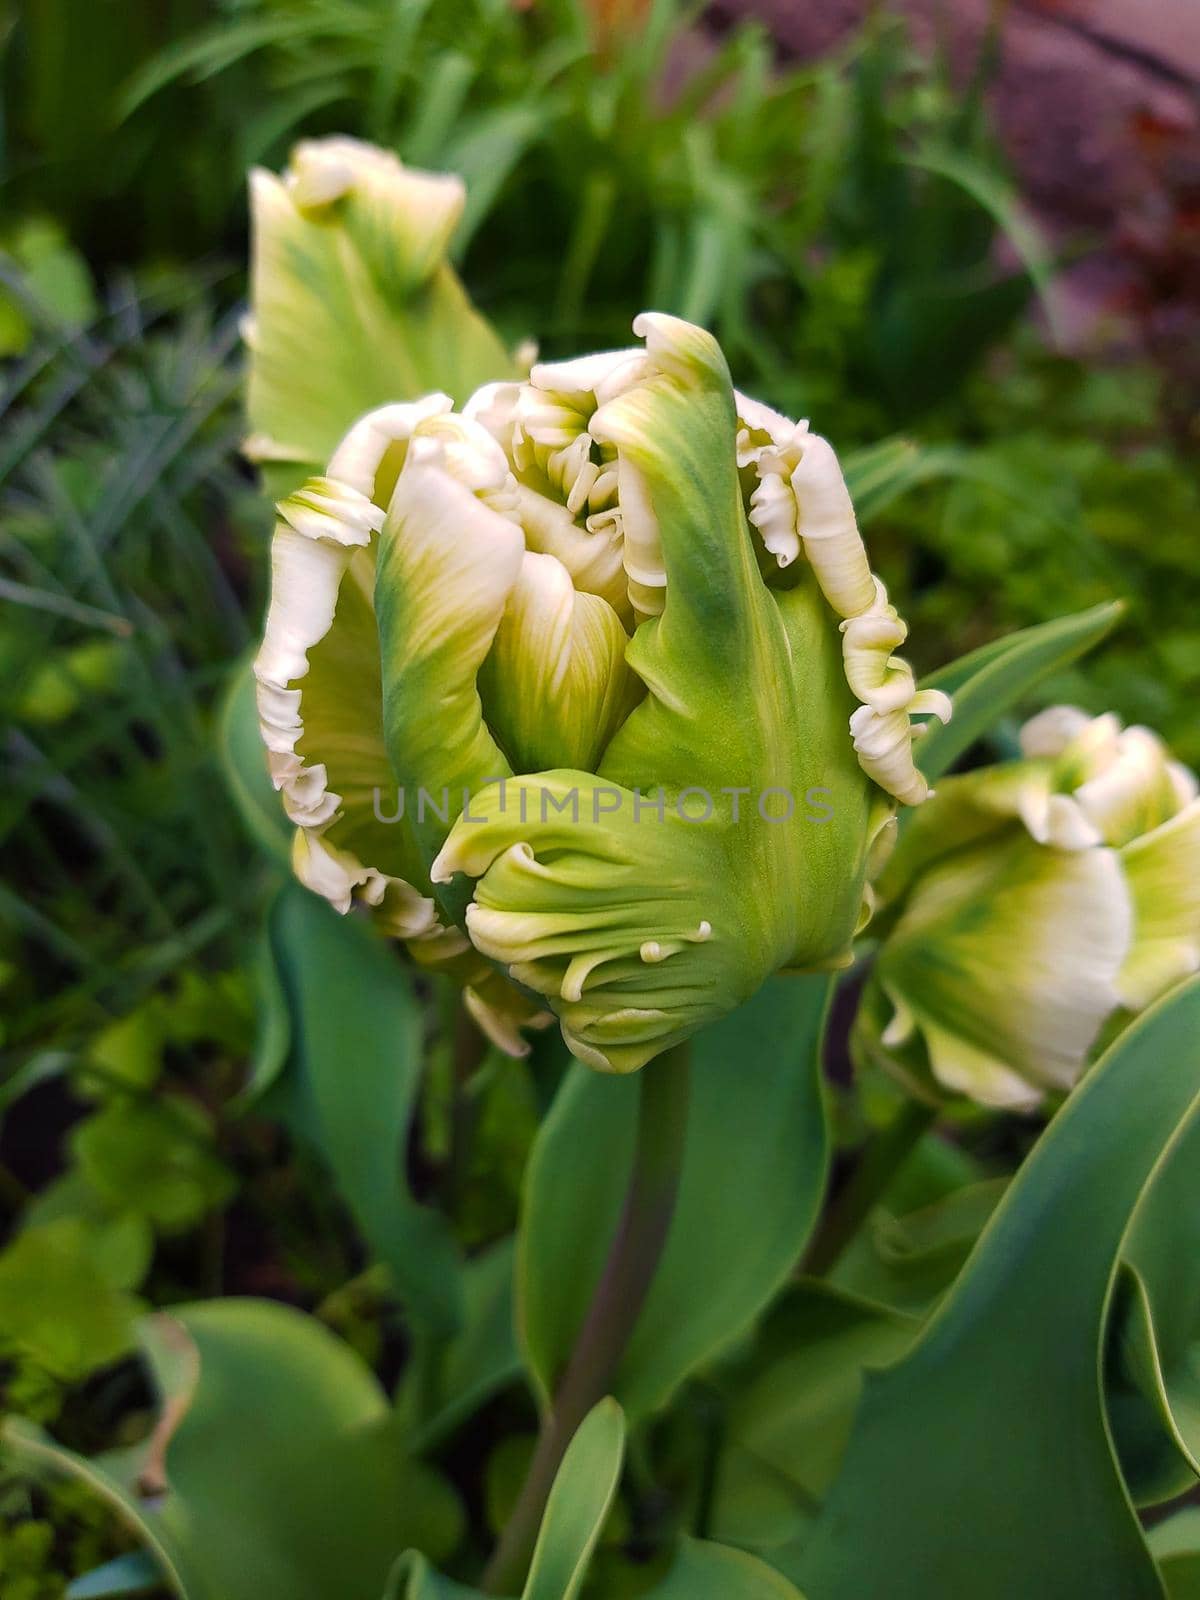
top-left (1, 5), bottom-right (1199, 1598)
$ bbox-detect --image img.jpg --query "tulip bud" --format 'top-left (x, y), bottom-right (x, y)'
top-left (255, 311), bottom-right (947, 1068)
top-left (243, 136), bottom-right (517, 495)
top-left (857, 706), bottom-right (1200, 1110)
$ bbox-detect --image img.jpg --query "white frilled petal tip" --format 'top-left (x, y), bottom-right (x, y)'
top-left (292, 830), bottom-right (438, 937)
top-left (528, 348), bottom-right (650, 406)
top-left (849, 691), bottom-right (952, 808)
top-left (789, 435), bottom-right (877, 619)
top-left (463, 985), bottom-right (546, 1058)
top-left (1018, 704), bottom-right (1094, 759)
top-left (1016, 705), bottom-right (1197, 852)
top-left (254, 397), bottom-right (465, 901)
top-left (284, 136), bottom-right (466, 230)
top-left (327, 394), bottom-right (453, 495)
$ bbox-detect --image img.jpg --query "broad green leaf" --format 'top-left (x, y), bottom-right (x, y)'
top-left (916, 601), bottom-right (1123, 780)
top-left (386, 1552), bottom-right (482, 1600)
top-left (144, 1302), bottom-right (462, 1599)
top-left (522, 1399), bottom-right (625, 1600)
top-left (400, 1237), bottom-right (522, 1451)
top-left (1151, 1510), bottom-right (1200, 1599)
top-left (799, 976), bottom-right (1200, 1600)
top-left (1107, 1092), bottom-right (1200, 1504)
top-left (519, 976), bottom-right (831, 1418)
top-left (8, 1300), bottom-right (462, 1600)
top-left (832, 1178), bottom-right (1009, 1317)
top-left (842, 438), bottom-right (964, 525)
top-left (644, 1537), bottom-right (808, 1598)
top-left (260, 882), bottom-right (463, 1334)
top-left (708, 1283), bottom-right (915, 1576)
top-left (3, 1418), bottom-right (198, 1598)
top-left (217, 656), bottom-right (291, 866)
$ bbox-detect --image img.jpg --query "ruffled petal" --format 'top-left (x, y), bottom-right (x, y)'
top-left (875, 834), bottom-right (1132, 1106)
top-left (246, 136), bottom-right (514, 492)
top-left (254, 400), bottom-right (452, 923)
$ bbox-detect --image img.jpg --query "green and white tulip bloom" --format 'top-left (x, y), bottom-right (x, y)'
top-left (857, 706), bottom-right (1200, 1110)
top-left (255, 304), bottom-right (949, 1070)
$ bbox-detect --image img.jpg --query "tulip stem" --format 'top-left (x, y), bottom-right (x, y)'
top-left (804, 1097), bottom-right (936, 1276)
top-left (482, 1043), bottom-right (691, 1596)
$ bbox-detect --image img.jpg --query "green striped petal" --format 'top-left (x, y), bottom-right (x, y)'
top-left (479, 551), bottom-right (637, 774)
top-left (1119, 800), bottom-right (1200, 1009)
top-left (374, 433), bottom-right (525, 872)
top-left (246, 136), bottom-right (515, 494)
top-left (871, 833), bottom-right (1132, 1109)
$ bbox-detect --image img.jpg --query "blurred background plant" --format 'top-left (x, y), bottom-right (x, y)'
top-left (1, 0), bottom-right (1197, 1591)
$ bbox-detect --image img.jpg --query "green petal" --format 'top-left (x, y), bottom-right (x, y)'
top-left (1119, 800), bottom-right (1200, 1009)
top-left (255, 403), bottom-right (458, 931)
top-left (374, 442), bottom-right (525, 870)
top-left (874, 833), bottom-right (1132, 1107)
top-left (479, 550), bottom-right (637, 773)
top-left (430, 772), bottom-right (730, 1073)
top-left (246, 137), bottom-right (515, 493)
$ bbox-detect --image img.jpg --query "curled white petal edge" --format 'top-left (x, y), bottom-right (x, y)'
top-left (253, 398), bottom-right (455, 934)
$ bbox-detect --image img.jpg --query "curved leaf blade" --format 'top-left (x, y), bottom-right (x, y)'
top-left (522, 1399), bottom-right (625, 1600)
top-left (260, 882), bottom-right (463, 1333)
top-left (800, 976), bottom-right (1200, 1600)
top-left (644, 1537), bottom-right (809, 1598)
top-left (917, 601), bottom-right (1123, 780)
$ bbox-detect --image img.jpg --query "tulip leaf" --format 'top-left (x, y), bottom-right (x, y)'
top-left (257, 882), bottom-right (463, 1334)
top-left (916, 600), bottom-right (1123, 780)
top-left (1107, 1092), bottom-right (1200, 1504)
top-left (522, 1399), bottom-right (625, 1600)
top-left (519, 975), bottom-right (831, 1419)
top-left (386, 1553), bottom-right (483, 1600)
top-left (831, 1178), bottom-right (1009, 1317)
top-left (643, 1537), bottom-right (809, 1598)
top-left (1151, 1510), bottom-right (1200, 1599)
top-left (3, 1417), bottom-right (198, 1599)
top-left (9, 1302), bottom-right (463, 1600)
top-left (842, 438), bottom-right (965, 526)
top-left (66, 1551), bottom-right (163, 1597)
top-left (398, 1236), bottom-right (523, 1451)
top-left (799, 975), bottom-right (1200, 1600)
top-left (708, 1282), bottom-right (915, 1579)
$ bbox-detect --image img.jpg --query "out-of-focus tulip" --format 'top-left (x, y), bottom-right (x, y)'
top-left (856, 706), bottom-right (1200, 1110)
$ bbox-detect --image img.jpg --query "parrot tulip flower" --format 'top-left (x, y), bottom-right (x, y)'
top-left (857, 706), bottom-right (1200, 1110)
top-left (249, 154), bottom-right (948, 1069)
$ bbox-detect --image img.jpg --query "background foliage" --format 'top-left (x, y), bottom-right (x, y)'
top-left (1, 0), bottom-right (1197, 1594)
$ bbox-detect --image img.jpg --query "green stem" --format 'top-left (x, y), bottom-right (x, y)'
top-left (804, 1097), bottom-right (936, 1276)
top-left (482, 1043), bottom-right (691, 1596)
top-left (443, 1000), bottom-right (488, 1213)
